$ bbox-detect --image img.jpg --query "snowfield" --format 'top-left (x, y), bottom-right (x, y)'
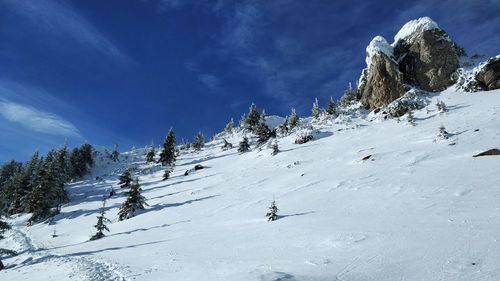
top-left (1, 89), bottom-right (500, 281)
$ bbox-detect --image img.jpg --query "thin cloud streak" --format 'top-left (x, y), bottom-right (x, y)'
top-left (2, 0), bottom-right (130, 64)
top-left (0, 99), bottom-right (81, 138)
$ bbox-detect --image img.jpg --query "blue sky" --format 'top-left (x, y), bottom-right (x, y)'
top-left (0, 0), bottom-right (498, 162)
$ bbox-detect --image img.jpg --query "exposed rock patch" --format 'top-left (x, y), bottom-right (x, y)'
top-left (476, 57), bottom-right (500, 90)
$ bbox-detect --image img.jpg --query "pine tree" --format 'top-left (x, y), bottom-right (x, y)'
top-left (277, 116), bottom-right (289, 136)
top-left (192, 132), bottom-right (204, 151)
top-left (159, 128), bottom-right (176, 166)
top-left (224, 118), bottom-right (234, 134)
top-left (255, 113), bottom-right (271, 146)
top-left (312, 98), bottom-right (321, 119)
top-left (271, 141), bottom-right (279, 156)
top-left (407, 110), bottom-right (415, 126)
top-left (118, 170), bottom-right (132, 189)
top-left (436, 125), bottom-right (449, 140)
top-left (288, 108), bottom-right (298, 130)
top-left (110, 144), bottom-right (120, 162)
top-left (326, 96), bottom-right (337, 115)
top-left (90, 200), bottom-right (111, 241)
top-left (340, 82), bottom-right (357, 107)
top-left (238, 137), bottom-right (250, 153)
top-left (436, 99), bottom-right (447, 112)
top-left (244, 103), bottom-right (261, 131)
top-left (118, 178), bottom-right (148, 221)
top-left (27, 168), bottom-right (53, 225)
top-left (146, 146), bottom-right (156, 163)
top-left (266, 199), bottom-right (279, 221)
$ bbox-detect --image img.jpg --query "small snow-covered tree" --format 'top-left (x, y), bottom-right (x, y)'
top-left (192, 132), bottom-right (205, 151)
top-left (312, 98), bottom-right (321, 119)
top-left (159, 128), bottom-right (176, 166)
top-left (271, 141), bottom-right (279, 156)
top-left (326, 96), bottom-right (337, 115)
top-left (224, 118), bottom-right (234, 134)
top-left (118, 178), bottom-right (148, 221)
top-left (146, 146), bottom-right (156, 163)
top-left (436, 99), bottom-right (447, 113)
top-left (118, 170), bottom-right (132, 189)
top-left (436, 125), bottom-right (449, 141)
top-left (266, 199), bottom-right (279, 221)
top-left (288, 108), bottom-right (298, 130)
top-left (90, 200), bottom-right (111, 241)
top-left (255, 112), bottom-right (271, 146)
top-left (407, 110), bottom-right (415, 126)
top-left (277, 116), bottom-right (289, 136)
top-left (244, 103), bottom-right (261, 131)
top-left (340, 82), bottom-right (357, 107)
top-left (238, 137), bottom-right (250, 153)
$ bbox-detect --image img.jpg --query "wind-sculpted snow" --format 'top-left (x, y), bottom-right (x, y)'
top-left (2, 89), bottom-right (500, 281)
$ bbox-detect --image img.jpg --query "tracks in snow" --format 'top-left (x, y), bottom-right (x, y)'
top-left (6, 221), bottom-right (129, 281)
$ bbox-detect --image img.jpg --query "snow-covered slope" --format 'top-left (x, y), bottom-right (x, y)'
top-left (1, 89), bottom-right (500, 281)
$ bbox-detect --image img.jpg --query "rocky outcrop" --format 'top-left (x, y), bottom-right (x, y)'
top-left (393, 17), bottom-right (459, 92)
top-left (357, 17), bottom-right (461, 110)
top-left (359, 36), bottom-right (405, 110)
top-left (476, 57), bottom-right (500, 90)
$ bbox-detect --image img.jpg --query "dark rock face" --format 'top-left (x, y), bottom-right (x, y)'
top-left (359, 53), bottom-right (405, 110)
top-left (473, 149), bottom-right (500, 157)
top-left (476, 57), bottom-right (500, 90)
top-left (394, 29), bottom-right (459, 92)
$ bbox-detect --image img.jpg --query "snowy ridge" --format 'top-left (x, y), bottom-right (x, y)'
top-left (365, 36), bottom-right (394, 67)
top-left (2, 89), bottom-right (500, 281)
top-left (392, 16), bottom-right (442, 45)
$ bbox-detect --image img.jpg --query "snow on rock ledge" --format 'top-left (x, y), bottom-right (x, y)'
top-left (393, 16), bottom-right (443, 45)
top-left (365, 36), bottom-right (394, 67)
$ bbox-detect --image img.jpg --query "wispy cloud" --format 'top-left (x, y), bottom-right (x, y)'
top-left (0, 99), bottom-right (81, 137)
top-left (198, 74), bottom-right (221, 91)
top-left (2, 0), bottom-right (129, 64)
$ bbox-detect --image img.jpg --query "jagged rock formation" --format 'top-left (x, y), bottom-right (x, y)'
top-left (358, 17), bottom-right (461, 110)
top-left (358, 36), bottom-right (404, 109)
top-left (393, 18), bottom-right (459, 92)
top-left (476, 57), bottom-right (500, 90)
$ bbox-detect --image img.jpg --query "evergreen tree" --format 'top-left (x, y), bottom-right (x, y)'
top-left (159, 128), bottom-right (176, 166)
top-left (110, 144), bottom-right (120, 162)
top-left (326, 96), bottom-right (337, 115)
top-left (146, 146), bottom-right (156, 163)
top-left (436, 125), bottom-right (449, 140)
top-left (118, 170), bottom-right (132, 189)
top-left (312, 98), bottom-right (321, 119)
top-left (288, 108), bottom-right (298, 130)
top-left (266, 199), bottom-right (279, 221)
top-left (224, 118), bottom-right (234, 134)
top-left (340, 82), bottom-right (357, 107)
top-left (90, 200), bottom-right (111, 241)
top-left (238, 137), bottom-right (250, 153)
top-left (27, 168), bottom-right (53, 225)
top-left (436, 99), bottom-right (447, 112)
top-left (244, 103), bottom-right (261, 131)
top-left (271, 141), bottom-right (279, 156)
top-left (407, 110), bottom-right (415, 126)
top-left (118, 178), bottom-right (148, 221)
top-left (255, 112), bottom-right (271, 146)
top-left (192, 132), bottom-right (205, 151)
top-left (277, 116), bottom-right (289, 136)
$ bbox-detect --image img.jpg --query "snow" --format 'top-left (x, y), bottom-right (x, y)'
top-left (393, 17), bottom-right (441, 45)
top-left (2, 88), bottom-right (500, 281)
top-left (265, 115), bottom-right (285, 129)
top-left (365, 36), bottom-right (394, 67)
